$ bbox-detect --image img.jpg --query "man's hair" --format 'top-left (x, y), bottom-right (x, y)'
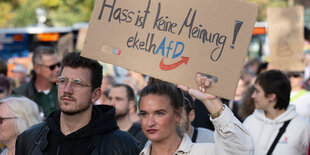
top-left (0, 59), bottom-right (7, 76)
top-left (32, 46), bottom-right (57, 65)
top-left (0, 96), bottom-right (42, 135)
top-left (61, 52), bottom-right (102, 91)
top-left (183, 93), bottom-right (194, 115)
top-left (139, 81), bottom-right (184, 112)
top-left (0, 75), bottom-right (10, 91)
top-left (255, 70), bottom-right (291, 110)
top-left (112, 84), bottom-right (135, 101)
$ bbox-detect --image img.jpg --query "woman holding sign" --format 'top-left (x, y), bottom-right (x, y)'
top-left (138, 74), bottom-right (254, 155)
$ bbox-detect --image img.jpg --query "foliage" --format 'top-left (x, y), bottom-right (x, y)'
top-left (0, 0), bottom-right (306, 28)
top-left (247, 0), bottom-right (288, 21)
top-left (0, 0), bottom-right (94, 28)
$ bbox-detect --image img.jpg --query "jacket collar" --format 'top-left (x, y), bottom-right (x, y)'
top-left (140, 134), bottom-right (193, 155)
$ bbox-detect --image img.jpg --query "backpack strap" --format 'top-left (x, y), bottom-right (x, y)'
top-left (266, 119), bottom-right (291, 155)
top-left (191, 127), bottom-right (198, 143)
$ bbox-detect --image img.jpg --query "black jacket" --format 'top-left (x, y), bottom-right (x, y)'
top-left (12, 73), bottom-right (39, 103)
top-left (15, 105), bottom-right (140, 155)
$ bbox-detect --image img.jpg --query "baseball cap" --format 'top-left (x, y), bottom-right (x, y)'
top-left (12, 64), bottom-right (27, 74)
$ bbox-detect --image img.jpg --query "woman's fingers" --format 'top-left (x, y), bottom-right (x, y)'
top-left (196, 72), bottom-right (203, 91)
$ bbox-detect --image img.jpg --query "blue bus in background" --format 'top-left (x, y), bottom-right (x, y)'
top-left (0, 23), bottom-right (88, 61)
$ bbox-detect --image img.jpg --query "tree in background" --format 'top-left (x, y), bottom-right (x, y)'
top-left (247, 0), bottom-right (288, 21)
top-left (0, 0), bottom-right (94, 28)
top-left (0, 0), bottom-right (308, 28)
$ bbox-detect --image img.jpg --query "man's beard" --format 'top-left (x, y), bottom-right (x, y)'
top-left (115, 109), bottom-right (129, 119)
top-left (60, 95), bottom-right (92, 115)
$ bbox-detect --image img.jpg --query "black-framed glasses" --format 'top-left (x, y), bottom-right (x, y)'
top-left (56, 76), bottom-right (91, 89)
top-left (0, 116), bottom-right (18, 124)
top-left (40, 62), bottom-right (61, 70)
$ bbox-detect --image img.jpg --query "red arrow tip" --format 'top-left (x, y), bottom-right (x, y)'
top-left (181, 57), bottom-right (189, 64)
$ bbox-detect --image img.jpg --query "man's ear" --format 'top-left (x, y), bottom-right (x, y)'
top-left (33, 64), bottom-right (41, 73)
top-left (129, 100), bottom-right (135, 111)
top-left (91, 88), bottom-right (102, 103)
top-left (189, 110), bottom-right (195, 122)
top-left (267, 93), bottom-right (277, 102)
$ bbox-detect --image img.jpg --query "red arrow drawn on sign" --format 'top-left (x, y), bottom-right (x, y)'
top-left (159, 56), bottom-right (189, 71)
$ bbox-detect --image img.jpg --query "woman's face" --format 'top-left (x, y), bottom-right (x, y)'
top-left (139, 94), bottom-right (180, 143)
top-left (0, 103), bottom-right (17, 145)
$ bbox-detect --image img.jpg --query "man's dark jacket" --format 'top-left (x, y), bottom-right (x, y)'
top-left (15, 105), bottom-right (140, 155)
top-left (12, 73), bottom-right (39, 103)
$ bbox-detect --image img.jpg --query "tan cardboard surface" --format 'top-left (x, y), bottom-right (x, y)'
top-left (82, 0), bottom-right (258, 100)
top-left (267, 6), bottom-right (305, 72)
top-left (57, 32), bottom-right (73, 59)
top-left (76, 28), bottom-right (88, 51)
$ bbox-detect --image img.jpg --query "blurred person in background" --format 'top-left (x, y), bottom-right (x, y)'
top-left (243, 70), bottom-right (310, 155)
top-left (179, 94), bottom-right (214, 143)
top-left (13, 46), bottom-right (60, 117)
top-left (0, 96), bottom-right (42, 155)
top-left (11, 64), bottom-right (28, 87)
top-left (123, 76), bottom-right (141, 122)
top-left (127, 70), bottom-right (147, 94)
top-left (0, 59), bottom-right (7, 76)
top-left (108, 84), bottom-right (148, 148)
top-left (238, 85), bottom-right (256, 122)
top-left (287, 71), bottom-right (310, 121)
top-left (95, 75), bottom-right (116, 105)
top-left (0, 76), bottom-right (10, 99)
top-left (256, 62), bottom-right (268, 75)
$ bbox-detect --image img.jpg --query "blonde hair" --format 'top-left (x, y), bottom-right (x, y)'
top-left (0, 96), bottom-right (43, 134)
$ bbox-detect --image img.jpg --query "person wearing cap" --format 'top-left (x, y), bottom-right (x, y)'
top-left (13, 46), bottom-right (61, 117)
top-left (287, 71), bottom-right (310, 121)
top-left (0, 75), bottom-right (10, 99)
top-left (11, 64), bottom-right (28, 87)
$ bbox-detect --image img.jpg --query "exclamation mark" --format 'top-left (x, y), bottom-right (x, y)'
top-left (230, 20), bottom-right (243, 49)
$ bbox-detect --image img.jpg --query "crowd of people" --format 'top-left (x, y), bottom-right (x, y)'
top-left (0, 46), bottom-right (309, 155)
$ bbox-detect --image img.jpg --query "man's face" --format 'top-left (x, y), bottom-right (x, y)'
top-left (179, 108), bottom-right (191, 132)
top-left (57, 67), bottom-right (94, 115)
top-left (35, 54), bottom-right (60, 83)
top-left (108, 87), bottom-right (130, 118)
top-left (252, 83), bottom-right (271, 110)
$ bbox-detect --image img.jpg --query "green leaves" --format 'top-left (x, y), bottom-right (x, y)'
top-left (0, 0), bottom-right (94, 28)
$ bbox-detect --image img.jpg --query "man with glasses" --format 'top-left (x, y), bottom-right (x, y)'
top-left (13, 46), bottom-right (60, 116)
top-left (15, 52), bottom-right (140, 155)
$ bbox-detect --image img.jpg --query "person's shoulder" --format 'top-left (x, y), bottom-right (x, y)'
top-left (107, 129), bottom-right (139, 143)
top-left (242, 114), bottom-right (258, 127)
top-left (98, 129), bottom-right (140, 154)
top-left (197, 127), bottom-right (213, 133)
top-left (191, 143), bottom-right (215, 154)
top-left (12, 81), bottom-right (32, 94)
top-left (290, 115), bottom-right (310, 128)
top-left (18, 122), bottom-right (47, 139)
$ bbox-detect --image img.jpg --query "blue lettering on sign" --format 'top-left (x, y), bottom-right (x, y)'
top-left (154, 36), bottom-right (184, 59)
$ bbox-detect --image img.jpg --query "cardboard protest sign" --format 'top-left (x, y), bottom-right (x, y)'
top-left (82, 0), bottom-right (258, 99)
top-left (57, 32), bottom-right (73, 59)
top-left (76, 28), bottom-right (88, 51)
top-left (268, 6), bottom-right (305, 72)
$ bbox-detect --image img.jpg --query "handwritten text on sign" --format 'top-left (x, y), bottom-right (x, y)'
top-left (97, 0), bottom-right (243, 70)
